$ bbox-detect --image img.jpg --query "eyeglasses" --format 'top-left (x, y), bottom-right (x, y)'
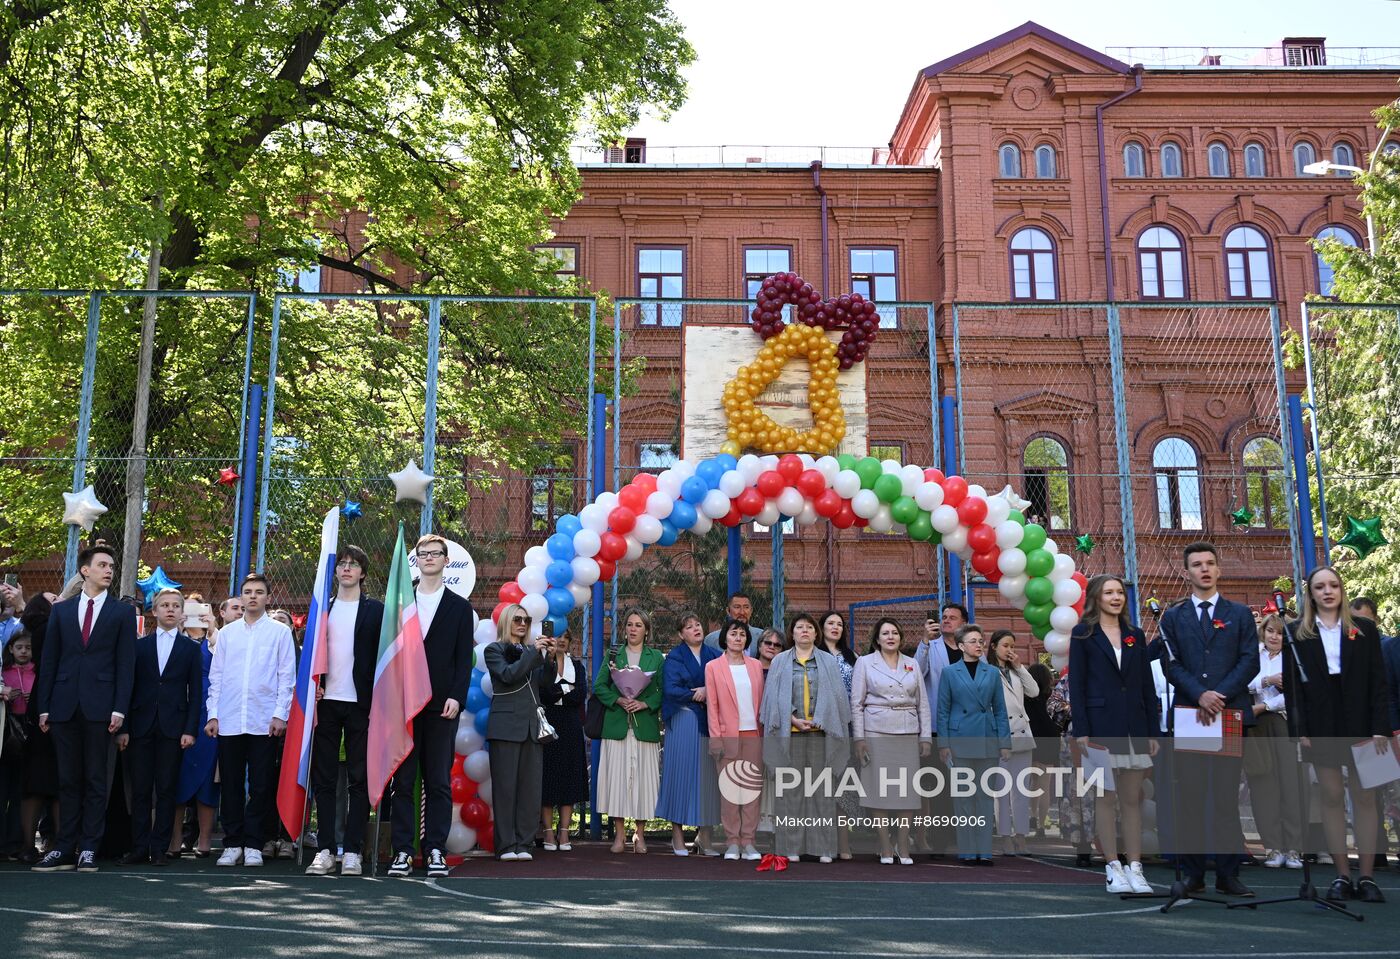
top-left (415, 550), bottom-right (447, 559)
top-left (337, 559), bottom-right (362, 569)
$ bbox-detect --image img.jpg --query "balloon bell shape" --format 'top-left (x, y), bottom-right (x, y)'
top-left (722, 323), bottom-right (845, 456)
top-left (1336, 515), bottom-right (1387, 561)
top-left (62, 485), bottom-right (108, 531)
top-left (389, 459), bottom-right (435, 504)
top-left (136, 565), bottom-right (183, 608)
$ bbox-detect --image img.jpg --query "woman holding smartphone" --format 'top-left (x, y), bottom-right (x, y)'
top-left (483, 604), bottom-right (552, 861)
top-left (537, 628), bottom-right (588, 852)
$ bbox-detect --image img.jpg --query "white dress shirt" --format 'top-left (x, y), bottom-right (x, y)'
top-left (731, 664), bottom-right (757, 731)
top-left (1194, 593), bottom-right (1219, 625)
top-left (1248, 646), bottom-right (1287, 713)
top-left (156, 628), bottom-right (177, 675)
top-left (1319, 621), bottom-right (1343, 675)
top-left (324, 599), bottom-right (359, 703)
top-left (77, 589), bottom-right (109, 632)
top-left (207, 615), bottom-right (296, 735)
top-left (416, 585), bottom-right (445, 638)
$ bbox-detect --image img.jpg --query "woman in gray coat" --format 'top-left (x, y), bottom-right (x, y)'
top-left (483, 604), bottom-right (552, 861)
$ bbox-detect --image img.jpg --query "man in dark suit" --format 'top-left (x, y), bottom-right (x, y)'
top-left (116, 587), bottom-right (201, 865)
top-left (1160, 540), bottom-right (1260, 898)
top-left (387, 534), bottom-right (473, 879)
top-left (305, 545), bottom-right (384, 877)
top-left (33, 543), bottom-right (137, 872)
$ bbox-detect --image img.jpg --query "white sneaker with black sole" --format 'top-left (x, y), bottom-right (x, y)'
top-left (387, 852), bottom-right (413, 877)
top-left (305, 849), bottom-right (335, 875)
top-left (426, 848), bottom-right (449, 877)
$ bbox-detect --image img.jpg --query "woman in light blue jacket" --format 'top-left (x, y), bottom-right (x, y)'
top-left (937, 624), bottom-right (1011, 864)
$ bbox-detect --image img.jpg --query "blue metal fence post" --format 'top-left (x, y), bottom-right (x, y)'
top-left (255, 295), bottom-right (284, 573)
top-left (927, 305), bottom-right (944, 607)
top-left (771, 528), bottom-right (785, 633)
top-left (64, 292), bottom-right (103, 582)
top-left (1287, 395), bottom-right (1319, 575)
top-left (588, 391), bottom-right (607, 841)
top-left (1105, 304), bottom-right (1141, 626)
top-left (227, 295), bottom-right (259, 595)
top-left (420, 297), bottom-right (442, 537)
top-left (940, 395), bottom-right (962, 605)
top-left (1297, 303), bottom-right (1333, 555)
top-left (727, 526), bottom-right (741, 600)
top-left (233, 384), bottom-right (263, 585)
top-left (1268, 305), bottom-right (1306, 598)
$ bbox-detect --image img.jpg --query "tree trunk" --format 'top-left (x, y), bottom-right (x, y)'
top-left (120, 195), bottom-right (163, 597)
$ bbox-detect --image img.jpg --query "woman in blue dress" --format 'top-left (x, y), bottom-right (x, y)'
top-left (170, 608), bottom-right (219, 857)
top-left (656, 612), bottom-right (722, 856)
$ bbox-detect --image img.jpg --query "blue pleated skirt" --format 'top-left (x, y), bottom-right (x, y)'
top-left (655, 706), bottom-right (720, 827)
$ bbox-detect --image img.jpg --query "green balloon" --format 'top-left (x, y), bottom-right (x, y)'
top-left (873, 473), bottom-right (903, 504)
top-left (1024, 548), bottom-right (1054, 578)
top-left (907, 512), bottom-right (934, 541)
top-left (1019, 522), bottom-right (1047, 552)
top-left (836, 453), bottom-right (857, 472)
top-left (1031, 621), bottom-right (1052, 640)
top-left (927, 529), bottom-right (942, 546)
top-left (891, 495), bottom-right (919, 525)
top-left (1023, 602), bottom-right (1052, 627)
top-left (1024, 576), bottom-right (1054, 606)
top-left (1007, 509), bottom-right (1026, 527)
top-left (854, 457), bottom-right (882, 489)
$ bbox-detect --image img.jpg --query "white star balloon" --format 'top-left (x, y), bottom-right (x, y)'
top-left (995, 484), bottom-right (1032, 512)
top-left (62, 485), bottom-right (108, 531)
top-left (389, 459), bottom-right (435, 504)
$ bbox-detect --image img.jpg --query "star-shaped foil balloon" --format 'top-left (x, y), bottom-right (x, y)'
top-left (1074, 534), bottom-right (1095, 555)
top-left (135, 565), bottom-right (183, 608)
top-left (341, 499), bottom-right (363, 522)
top-left (994, 484), bottom-right (1032, 512)
top-left (62, 485), bottom-right (108, 531)
top-left (388, 459), bottom-right (435, 504)
top-left (1336, 514), bottom-right (1387, 561)
top-left (291, 612), bottom-right (307, 630)
top-left (1230, 505), bottom-right (1253, 527)
top-left (217, 467), bottom-right (241, 487)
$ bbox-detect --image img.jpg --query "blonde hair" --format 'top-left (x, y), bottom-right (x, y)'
top-left (496, 603), bottom-right (530, 643)
top-left (1296, 565), bottom-right (1355, 641)
top-left (1259, 613), bottom-right (1286, 640)
top-left (620, 607), bottom-right (651, 645)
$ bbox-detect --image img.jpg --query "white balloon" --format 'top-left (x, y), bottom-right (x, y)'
top-left (572, 528), bottom-right (601, 559)
top-left (718, 470), bottom-right (745, 498)
top-left (851, 489), bottom-right (880, 519)
top-left (457, 724), bottom-right (484, 755)
top-left (479, 671), bottom-right (494, 697)
top-left (755, 501), bottom-right (781, 527)
top-left (1050, 605), bottom-right (1081, 632)
top-left (633, 514), bottom-right (663, 544)
top-left (1043, 537), bottom-right (1059, 556)
top-left (1050, 653), bottom-right (1069, 671)
top-left (815, 456), bottom-right (841, 482)
top-left (464, 749), bottom-right (492, 783)
top-left (473, 619), bottom-right (497, 644)
top-left (1043, 630), bottom-right (1072, 656)
top-left (517, 565), bottom-right (547, 595)
top-left (1049, 553), bottom-right (1076, 582)
top-left (524, 545), bottom-right (551, 568)
top-left (869, 504), bottom-right (895, 533)
top-left (759, 455), bottom-right (779, 471)
top-left (931, 504), bottom-right (961, 534)
top-left (1009, 593), bottom-right (1028, 610)
top-left (690, 513), bottom-right (713, 535)
top-left (477, 779), bottom-right (493, 805)
top-left (645, 490), bottom-right (675, 519)
top-left (998, 573), bottom-right (1029, 600)
top-left (942, 526), bottom-right (968, 556)
top-left (568, 581), bottom-right (592, 607)
top-left (984, 496), bottom-right (1011, 527)
top-left (61, 485), bottom-right (107, 531)
top-left (777, 487), bottom-right (805, 517)
top-left (995, 520), bottom-right (1025, 549)
top-left (521, 592), bottom-right (548, 622)
top-left (671, 459), bottom-right (696, 479)
top-left (1052, 579), bottom-right (1083, 607)
top-left (473, 639), bottom-right (492, 669)
top-left (880, 458), bottom-right (902, 475)
top-left (624, 534), bottom-right (644, 561)
top-left (656, 469), bottom-right (683, 499)
top-left (454, 727), bottom-right (477, 756)
top-left (833, 469), bottom-right (862, 499)
top-left (595, 491), bottom-right (618, 512)
top-left (579, 503), bottom-right (609, 534)
top-left (571, 555), bottom-right (600, 586)
top-left (798, 454), bottom-right (816, 470)
top-left (967, 485), bottom-right (987, 501)
top-left (798, 502), bottom-right (819, 526)
top-left (997, 547), bottom-right (1027, 576)
top-left (701, 488), bottom-right (731, 519)
top-left (737, 454), bottom-right (764, 484)
top-left (914, 481), bottom-right (944, 511)
top-left (446, 821), bottom-right (477, 854)
top-left (899, 464), bottom-right (925, 496)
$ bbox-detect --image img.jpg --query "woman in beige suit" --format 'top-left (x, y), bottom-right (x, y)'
top-left (990, 629), bottom-right (1039, 855)
top-left (851, 618), bottom-right (931, 865)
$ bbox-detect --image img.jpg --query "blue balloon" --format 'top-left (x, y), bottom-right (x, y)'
top-left (555, 514), bottom-right (582, 540)
top-left (545, 560), bottom-right (574, 588)
top-left (473, 707), bottom-right (490, 735)
top-left (469, 668), bottom-right (483, 688)
top-left (669, 499), bottom-right (698, 530)
top-left (712, 453), bottom-right (738, 473)
top-left (545, 586), bottom-right (575, 617)
top-left (680, 476), bottom-right (709, 505)
top-left (657, 519), bottom-right (679, 546)
top-left (546, 614), bottom-right (568, 636)
top-left (466, 686), bottom-right (490, 714)
top-left (695, 458), bottom-right (725, 488)
top-left (135, 565), bottom-right (183, 609)
top-left (546, 533), bottom-right (575, 561)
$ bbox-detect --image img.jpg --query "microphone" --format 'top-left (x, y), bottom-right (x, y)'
top-left (1145, 596), bottom-right (1162, 619)
top-left (1271, 589), bottom-right (1288, 616)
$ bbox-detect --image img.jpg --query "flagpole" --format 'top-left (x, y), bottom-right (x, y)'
top-left (370, 803), bottom-right (381, 877)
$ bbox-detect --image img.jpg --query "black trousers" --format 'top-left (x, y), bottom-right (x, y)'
top-left (218, 734), bottom-right (277, 850)
top-left (50, 719), bottom-right (114, 856)
top-left (389, 712), bottom-right (455, 855)
top-left (312, 699), bottom-right (370, 854)
top-left (1175, 750), bottom-right (1245, 879)
top-left (127, 732), bottom-right (184, 854)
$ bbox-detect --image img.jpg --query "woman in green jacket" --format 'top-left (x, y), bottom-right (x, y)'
top-left (593, 608), bottom-right (664, 854)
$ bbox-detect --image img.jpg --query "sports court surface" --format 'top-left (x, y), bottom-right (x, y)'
top-left (2, 850), bottom-right (1394, 958)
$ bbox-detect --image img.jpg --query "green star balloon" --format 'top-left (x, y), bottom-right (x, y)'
top-left (1230, 505), bottom-right (1253, 527)
top-left (1336, 515), bottom-right (1388, 560)
top-left (1073, 534), bottom-right (1095, 555)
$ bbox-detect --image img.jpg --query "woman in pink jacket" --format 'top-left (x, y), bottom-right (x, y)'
top-left (705, 618), bottom-right (765, 861)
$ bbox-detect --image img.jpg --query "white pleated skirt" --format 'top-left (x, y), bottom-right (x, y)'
top-left (597, 729), bottom-right (660, 821)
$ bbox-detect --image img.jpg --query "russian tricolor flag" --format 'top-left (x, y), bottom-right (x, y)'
top-left (278, 505), bottom-right (339, 840)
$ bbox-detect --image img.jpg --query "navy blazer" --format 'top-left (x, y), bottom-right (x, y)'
top-left (936, 659), bottom-right (1011, 759)
top-left (1068, 623), bottom-right (1159, 745)
top-left (662, 642), bottom-right (721, 725)
top-left (1160, 595), bottom-right (1260, 728)
top-left (421, 589), bottom-right (474, 712)
top-left (121, 631), bottom-right (203, 740)
top-left (1384, 636), bottom-right (1400, 733)
top-left (35, 593), bottom-right (137, 723)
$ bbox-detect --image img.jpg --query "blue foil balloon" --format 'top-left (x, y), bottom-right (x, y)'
top-left (135, 565), bottom-right (183, 609)
top-left (669, 499), bottom-right (698, 530)
top-left (545, 587), bottom-right (574, 617)
top-left (555, 514), bottom-right (582, 540)
top-left (466, 686), bottom-right (490, 714)
top-left (680, 476), bottom-right (709, 505)
top-left (545, 560), bottom-right (574, 588)
top-left (473, 707), bottom-right (490, 735)
top-left (546, 533), bottom-right (575, 561)
top-left (657, 519), bottom-right (679, 546)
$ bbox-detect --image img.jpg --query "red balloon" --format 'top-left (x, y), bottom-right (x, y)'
top-left (971, 550), bottom-right (1000, 576)
top-left (450, 774), bottom-right (471, 804)
top-left (608, 506), bottom-right (637, 535)
top-left (736, 488), bottom-right (765, 516)
top-left (941, 476), bottom-right (969, 508)
top-left (478, 830), bottom-right (495, 853)
top-left (777, 454), bottom-right (804, 483)
top-left (796, 469), bottom-right (827, 498)
top-left (1071, 571), bottom-right (1088, 588)
top-left (814, 488), bottom-right (843, 518)
top-left (598, 532), bottom-right (627, 562)
top-left (451, 754), bottom-right (465, 777)
top-left (967, 523), bottom-right (997, 554)
top-left (756, 470), bottom-right (786, 498)
top-left (853, 516), bottom-right (870, 528)
top-left (596, 557), bottom-right (617, 581)
top-left (632, 473), bottom-right (658, 495)
top-left (957, 496), bottom-right (988, 527)
top-left (832, 504), bottom-right (857, 529)
top-left (460, 797), bottom-right (492, 829)
top-left (719, 506), bottom-right (743, 527)
top-left (986, 568), bottom-right (1003, 584)
top-left (498, 581), bottom-right (525, 604)
top-left (491, 601), bottom-right (510, 624)
top-left (923, 468), bottom-right (946, 484)
top-left (617, 485), bottom-right (648, 514)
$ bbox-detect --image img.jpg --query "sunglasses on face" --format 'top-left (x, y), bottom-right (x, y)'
top-left (513, 616), bottom-right (532, 624)
top-left (761, 640), bottom-right (782, 648)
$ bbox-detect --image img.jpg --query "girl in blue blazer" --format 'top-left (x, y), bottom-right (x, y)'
top-left (937, 624), bottom-right (1010, 863)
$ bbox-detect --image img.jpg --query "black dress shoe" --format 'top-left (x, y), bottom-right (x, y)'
top-left (151, 852), bottom-right (169, 867)
top-left (18, 848), bottom-right (40, 865)
top-left (1356, 877), bottom-right (1386, 903)
top-left (1215, 876), bottom-right (1254, 897)
top-left (1184, 876), bottom-right (1207, 894)
top-left (118, 850), bottom-right (150, 866)
top-left (1327, 876), bottom-right (1355, 901)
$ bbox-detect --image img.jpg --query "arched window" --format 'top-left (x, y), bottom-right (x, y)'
top-left (1160, 143), bottom-right (1183, 178)
top-left (999, 143), bottom-right (1022, 178)
top-left (1153, 437), bottom-right (1203, 530)
top-left (1243, 142), bottom-right (1266, 178)
top-left (1293, 141), bottom-right (1317, 175)
top-left (1242, 437), bottom-right (1286, 529)
top-left (1138, 227), bottom-right (1186, 299)
top-left (1022, 437), bottom-right (1072, 530)
top-left (1034, 144), bottom-right (1057, 178)
top-left (1224, 226), bottom-right (1273, 299)
top-left (1123, 143), bottom-right (1145, 178)
top-left (1314, 225), bottom-right (1360, 297)
top-left (1332, 143), bottom-right (1355, 172)
top-left (1010, 227), bottom-right (1057, 301)
top-left (1207, 142), bottom-right (1231, 177)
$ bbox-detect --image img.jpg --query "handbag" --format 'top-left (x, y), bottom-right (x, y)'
top-left (499, 671), bottom-right (558, 745)
top-left (584, 695), bottom-right (606, 740)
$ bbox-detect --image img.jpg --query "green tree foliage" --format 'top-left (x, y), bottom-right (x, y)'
top-left (0, 0), bottom-right (692, 570)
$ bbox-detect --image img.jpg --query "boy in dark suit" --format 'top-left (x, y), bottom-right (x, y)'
top-left (116, 588), bottom-right (202, 865)
top-left (33, 543), bottom-right (137, 872)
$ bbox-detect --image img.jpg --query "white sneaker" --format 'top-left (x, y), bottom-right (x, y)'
top-left (1263, 849), bottom-right (1286, 868)
top-left (1106, 861), bottom-right (1133, 894)
top-left (741, 845), bottom-right (762, 861)
top-left (1285, 851), bottom-right (1304, 870)
top-left (340, 852), bottom-right (362, 876)
top-left (500, 851), bottom-right (520, 861)
top-left (243, 848), bottom-right (264, 867)
top-left (216, 847), bottom-right (243, 867)
top-left (305, 849), bottom-right (335, 875)
top-left (1317, 852), bottom-right (1334, 865)
top-left (819, 856), bottom-right (834, 864)
top-left (387, 852), bottom-right (412, 877)
top-left (516, 851), bottom-right (533, 862)
top-left (879, 855), bottom-right (894, 865)
top-left (723, 844), bottom-right (740, 861)
top-left (1127, 861), bottom-right (1153, 894)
